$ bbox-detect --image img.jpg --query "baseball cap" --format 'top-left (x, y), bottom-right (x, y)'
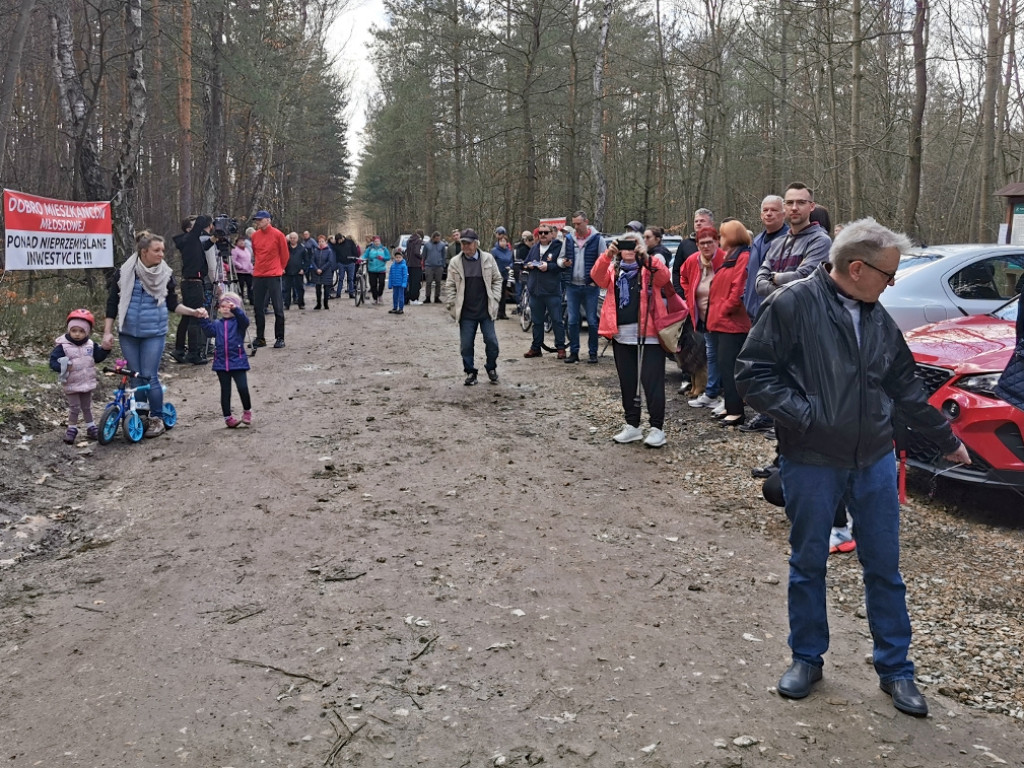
top-left (625, 220), bottom-right (643, 232)
top-left (252, 210), bottom-right (271, 220)
top-left (459, 228), bottom-right (479, 242)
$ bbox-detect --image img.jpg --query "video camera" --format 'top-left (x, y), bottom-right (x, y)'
top-left (212, 213), bottom-right (238, 239)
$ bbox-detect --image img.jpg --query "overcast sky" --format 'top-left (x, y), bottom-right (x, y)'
top-left (327, 0), bottom-right (387, 165)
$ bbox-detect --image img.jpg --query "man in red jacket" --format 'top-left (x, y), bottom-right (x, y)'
top-left (251, 210), bottom-right (289, 348)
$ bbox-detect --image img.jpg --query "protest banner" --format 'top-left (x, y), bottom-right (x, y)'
top-left (3, 189), bottom-right (114, 270)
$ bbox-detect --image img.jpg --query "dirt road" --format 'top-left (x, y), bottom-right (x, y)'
top-left (2, 295), bottom-right (1023, 767)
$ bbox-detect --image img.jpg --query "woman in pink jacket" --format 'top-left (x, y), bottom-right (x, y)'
top-left (591, 232), bottom-right (671, 448)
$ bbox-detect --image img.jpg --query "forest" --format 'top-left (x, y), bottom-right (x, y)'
top-left (357, 0), bottom-right (1024, 246)
top-left (0, 0), bottom-right (1021, 273)
top-left (0, 0), bottom-right (352, 268)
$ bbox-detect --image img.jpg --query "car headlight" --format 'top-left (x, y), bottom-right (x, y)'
top-left (955, 372), bottom-right (1003, 397)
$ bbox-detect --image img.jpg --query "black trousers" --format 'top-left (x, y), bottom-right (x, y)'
top-left (369, 271), bottom-right (386, 300)
top-left (216, 369), bottom-right (251, 417)
top-left (405, 267), bottom-right (422, 302)
top-left (712, 331), bottom-right (748, 416)
top-left (612, 339), bottom-right (665, 429)
top-left (252, 276), bottom-right (285, 341)
top-left (176, 279), bottom-right (206, 358)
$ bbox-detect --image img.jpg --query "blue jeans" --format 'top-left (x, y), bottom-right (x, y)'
top-left (566, 283), bottom-right (600, 357)
top-left (703, 330), bottom-right (720, 398)
top-left (336, 263), bottom-right (356, 297)
top-left (529, 292), bottom-right (565, 351)
top-left (780, 452), bottom-right (915, 682)
top-left (119, 333), bottom-right (166, 418)
top-left (459, 316), bottom-right (499, 374)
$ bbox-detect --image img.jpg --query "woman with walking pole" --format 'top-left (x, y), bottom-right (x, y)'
top-left (591, 231), bottom-right (671, 448)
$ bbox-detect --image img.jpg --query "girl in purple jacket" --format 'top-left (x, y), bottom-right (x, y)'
top-left (200, 292), bottom-right (253, 428)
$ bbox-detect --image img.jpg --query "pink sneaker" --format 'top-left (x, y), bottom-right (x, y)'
top-left (241, 410), bottom-right (252, 426)
top-left (225, 416), bottom-right (241, 428)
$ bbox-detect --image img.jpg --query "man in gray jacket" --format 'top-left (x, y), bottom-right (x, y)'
top-left (422, 231), bottom-right (448, 303)
top-left (445, 229), bottom-right (503, 385)
top-left (755, 182), bottom-right (832, 298)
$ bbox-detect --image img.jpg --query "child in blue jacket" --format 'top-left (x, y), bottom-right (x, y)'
top-left (200, 291), bottom-right (253, 428)
top-left (388, 248), bottom-right (409, 314)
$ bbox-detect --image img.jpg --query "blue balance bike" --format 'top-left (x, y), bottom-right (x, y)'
top-left (98, 360), bottom-right (178, 444)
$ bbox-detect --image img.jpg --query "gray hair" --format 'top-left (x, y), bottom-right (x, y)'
top-left (618, 231), bottom-right (647, 255)
top-left (695, 207), bottom-right (714, 221)
top-left (761, 195), bottom-right (784, 209)
top-left (830, 218), bottom-right (912, 274)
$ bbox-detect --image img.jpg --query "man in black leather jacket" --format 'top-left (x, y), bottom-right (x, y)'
top-left (736, 218), bottom-right (970, 717)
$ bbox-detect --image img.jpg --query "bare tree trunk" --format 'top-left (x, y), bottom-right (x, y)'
top-left (202, 7), bottom-right (227, 213)
top-left (49, 0), bottom-right (105, 202)
top-left (0, 0), bottom-right (36, 178)
top-left (995, 0), bottom-right (1016, 186)
top-left (977, 0), bottom-right (1002, 240)
top-left (110, 0), bottom-right (147, 263)
top-left (565, 0), bottom-right (580, 212)
top-left (179, 0), bottom-right (194, 218)
top-left (590, 0), bottom-right (612, 230)
top-left (903, 0), bottom-right (928, 241)
top-left (848, 0), bottom-right (863, 220)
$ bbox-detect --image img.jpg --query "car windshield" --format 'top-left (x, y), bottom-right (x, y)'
top-left (992, 295), bottom-right (1020, 322)
top-left (897, 249), bottom-right (947, 274)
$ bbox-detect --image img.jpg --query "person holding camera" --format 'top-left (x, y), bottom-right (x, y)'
top-left (522, 226), bottom-right (566, 358)
top-left (590, 232), bottom-right (671, 448)
top-left (171, 214), bottom-right (215, 365)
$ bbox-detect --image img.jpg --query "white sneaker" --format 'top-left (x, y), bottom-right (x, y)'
top-left (612, 424), bottom-right (644, 443)
top-left (829, 525), bottom-right (856, 554)
top-left (643, 427), bottom-right (666, 448)
top-left (411, 300), bottom-right (423, 305)
top-left (711, 402), bottom-right (726, 416)
top-left (688, 393), bottom-right (718, 408)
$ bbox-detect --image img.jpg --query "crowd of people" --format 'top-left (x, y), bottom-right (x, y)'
top-left (53, 190), bottom-right (985, 721)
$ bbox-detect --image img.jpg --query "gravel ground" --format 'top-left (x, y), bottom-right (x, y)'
top-left (1, 304), bottom-right (1023, 766)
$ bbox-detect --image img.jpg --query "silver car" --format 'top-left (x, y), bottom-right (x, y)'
top-left (880, 244), bottom-right (1024, 331)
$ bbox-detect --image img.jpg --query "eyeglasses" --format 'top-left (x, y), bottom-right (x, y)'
top-left (538, 230), bottom-right (551, 235)
top-left (783, 199), bottom-right (812, 207)
top-left (858, 260), bottom-right (897, 283)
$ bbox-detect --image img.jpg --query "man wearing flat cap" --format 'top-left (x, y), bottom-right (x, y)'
top-left (250, 210), bottom-right (289, 348)
top-left (444, 229), bottom-right (503, 386)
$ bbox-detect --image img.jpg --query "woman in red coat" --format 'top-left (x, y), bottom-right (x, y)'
top-left (707, 219), bottom-right (752, 426)
top-left (591, 232), bottom-right (671, 448)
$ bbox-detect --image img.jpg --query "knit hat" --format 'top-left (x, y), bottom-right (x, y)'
top-left (67, 318), bottom-right (91, 334)
top-left (220, 291), bottom-right (242, 308)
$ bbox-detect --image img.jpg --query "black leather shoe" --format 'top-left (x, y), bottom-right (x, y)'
top-left (777, 661), bottom-right (822, 699)
top-left (170, 349), bottom-right (187, 364)
top-left (565, 352), bottom-right (580, 363)
top-left (739, 413), bottom-right (774, 432)
top-left (880, 679), bottom-right (928, 717)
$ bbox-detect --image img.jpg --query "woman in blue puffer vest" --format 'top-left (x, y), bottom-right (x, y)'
top-left (102, 232), bottom-right (209, 438)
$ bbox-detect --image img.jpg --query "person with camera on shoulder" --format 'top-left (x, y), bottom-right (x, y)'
top-left (590, 232), bottom-right (671, 448)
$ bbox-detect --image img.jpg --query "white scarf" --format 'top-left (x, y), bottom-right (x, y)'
top-left (116, 253), bottom-right (172, 331)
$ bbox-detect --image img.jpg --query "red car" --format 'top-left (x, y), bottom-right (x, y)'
top-left (903, 297), bottom-right (1024, 487)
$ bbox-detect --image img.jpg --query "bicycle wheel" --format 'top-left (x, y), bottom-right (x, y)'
top-left (98, 404), bottom-right (121, 445)
top-left (123, 411), bottom-right (145, 443)
top-left (519, 286), bottom-right (532, 331)
top-left (162, 402), bottom-right (178, 429)
top-left (355, 274), bottom-right (367, 306)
